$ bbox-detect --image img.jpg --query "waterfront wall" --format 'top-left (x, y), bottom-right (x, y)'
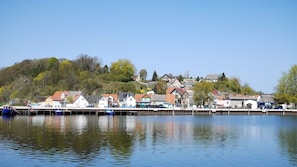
top-left (1, 106), bottom-right (297, 116)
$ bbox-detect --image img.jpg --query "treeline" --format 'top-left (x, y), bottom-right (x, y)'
top-left (0, 54), bottom-right (258, 105)
top-left (0, 55), bottom-right (142, 103)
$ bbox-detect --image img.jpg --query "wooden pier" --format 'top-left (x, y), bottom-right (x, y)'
top-left (1, 106), bottom-right (297, 116)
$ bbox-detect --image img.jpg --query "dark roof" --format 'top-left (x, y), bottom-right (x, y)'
top-left (260, 94), bottom-right (275, 103)
top-left (118, 92), bottom-right (135, 101)
top-left (85, 95), bottom-right (101, 104)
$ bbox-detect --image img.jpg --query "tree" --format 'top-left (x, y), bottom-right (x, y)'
top-left (195, 76), bottom-right (202, 82)
top-left (227, 77), bottom-right (241, 93)
top-left (193, 81), bottom-right (214, 106)
top-left (153, 80), bottom-right (167, 94)
top-left (74, 54), bottom-right (102, 71)
top-left (139, 69), bottom-right (147, 81)
top-left (152, 70), bottom-right (158, 81)
top-left (110, 59), bottom-right (135, 82)
top-left (218, 72), bottom-right (227, 81)
top-left (177, 74), bottom-right (184, 83)
top-left (241, 83), bottom-right (255, 95)
top-left (275, 65), bottom-right (297, 108)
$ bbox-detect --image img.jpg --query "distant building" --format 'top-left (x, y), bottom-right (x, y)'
top-left (45, 91), bottom-right (89, 107)
top-left (204, 74), bottom-right (219, 82)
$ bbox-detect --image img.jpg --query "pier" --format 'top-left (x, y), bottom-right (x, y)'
top-left (1, 106), bottom-right (297, 116)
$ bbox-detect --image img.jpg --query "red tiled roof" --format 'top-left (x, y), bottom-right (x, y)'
top-left (51, 91), bottom-right (69, 101)
top-left (135, 94), bottom-right (151, 102)
top-left (102, 94), bottom-right (118, 100)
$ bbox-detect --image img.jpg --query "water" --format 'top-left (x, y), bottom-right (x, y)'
top-left (0, 115), bottom-right (297, 167)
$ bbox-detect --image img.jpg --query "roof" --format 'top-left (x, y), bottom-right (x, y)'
top-left (51, 91), bottom-right (82, 102)
top-left (260, 94), bottom-right (275, 103)
top-left (150, 94), bottom-right (166, 102)
top-left (118, 92), bottom-right (135, 101)
top-left (205, 74), bottom-right (219, 81)
top-left (183, 79), bottom-right (196, 86)
top-left (85, 95), bottom-right (101, 104)
top-left (102, 94), bottom-right (118, 100)
top-left (167, 87), bottom-right (187, 96)
top-left (229, 95), bottom-right (259, 100)
top-left (135, 94), bottom-right (151, 102)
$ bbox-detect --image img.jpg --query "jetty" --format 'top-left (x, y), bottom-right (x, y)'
top-left (1, 106), bottom-right (297, 116)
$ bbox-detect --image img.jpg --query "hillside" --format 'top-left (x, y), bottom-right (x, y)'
top-left (0, 56), bottom-right (257, 105)
top-left (0, 56), bottom-right (143, 104)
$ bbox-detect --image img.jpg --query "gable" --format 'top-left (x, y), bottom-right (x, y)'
top-left (119, 92), bottom-right (135, 101)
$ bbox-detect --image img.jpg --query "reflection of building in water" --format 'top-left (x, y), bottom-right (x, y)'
top-left (32, 115), bottom-right (88, 134)
top-left (98, 116), bottom-right (114, 131)
top-left (165, 120), bottom-right (193, 143)
top-left (98, 116), bottom-right (136, 132)
top-left (32, 116), bottom-right (46, 126)
top-left (72, 115), bottom-right (88, 135)
top-left (125, 116), bottom-right (136, 132)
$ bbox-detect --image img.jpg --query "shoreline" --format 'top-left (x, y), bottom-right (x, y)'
top-left (1, 106), bottom-right (297, 116)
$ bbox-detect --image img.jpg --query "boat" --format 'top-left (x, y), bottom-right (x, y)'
top-left (55, 109), bottom-right (63, 115)
top-left (105, 109), bottom-right (115, 115)
top-left (2, 106), bottom-right (18, 115)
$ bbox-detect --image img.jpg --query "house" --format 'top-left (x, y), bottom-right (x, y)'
top-left (45, 91), bottom-right (89, 107)
top-left (118, 92), bottom-right (136, 108)
top-left (135, 94), bottom-right (151, 108)
top-left (229, 94), bottom-right (259, 109)
top-left (150, 94), bottom-right (167, 106)
top-left (85, 95), bottom-right (101, 107)
top-left (160, 74), bottom-right (175, 82)
top-left (182, 79), bottom-right (196, 88)
top-left (258, 94), bottom-right (275, 109)
top-left (204, 74), bottom-right (219, 82)
top-left (98, 96), bottom-right (109, 108)
top-left (167, 78), bottom-right (183, 88)
top-left (166, 87), bottom-right (189, 107)
top-left (212, 90), bottom-right (231, 108)
top-left (100, 94), bottom-right (119, 107)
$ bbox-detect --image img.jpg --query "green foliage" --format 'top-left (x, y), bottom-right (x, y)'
top-left (152, 70), bottom-right (158, 81)
top-left (193, 81), bottom-right (214, 106)
top-left (0, 56), bottom-right (142, 103)
top-left (110, 59), bottom-right (135, 82)
top-left (275, 65), bottom-right (297, 107)
top-left (153, 80), bottom-right (167, 94)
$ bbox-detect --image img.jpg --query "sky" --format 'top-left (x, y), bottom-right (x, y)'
top-left (0, 0), bottom-right (296, 94)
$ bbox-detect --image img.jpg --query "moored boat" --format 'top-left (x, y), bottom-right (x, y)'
top-left (2, 106), bottom-right (18, 115)
top-left (105, 109), bottom-right (114, 115)
top-left (55, 109), bottom-right (63, 115)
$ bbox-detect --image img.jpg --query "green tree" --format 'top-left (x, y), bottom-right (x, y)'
top-left (110, 59), bottom-right (135, 82)
top-left (193, 81), bottom-right (214, 106)
top-left (139, 69), bottom-right (147, 81)
top-left (152, 70), bottom-right (158, 81)
top-left (227, 77), bottom-right (241, 93)
top-left (218, 72), bottom-right (227, 81)
top-left (241, 83), bottom-right (255, 95)
top-left (153, 80), bottom-right (167, 94)
top-left (275, 65), bottom-right (297, 108)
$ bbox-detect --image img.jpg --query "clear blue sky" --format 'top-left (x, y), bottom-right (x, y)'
top-left (0, 0), bottom-right (296, 94)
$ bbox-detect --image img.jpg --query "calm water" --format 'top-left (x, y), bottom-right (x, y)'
top-left (0, 115), bottom-right (297, 167)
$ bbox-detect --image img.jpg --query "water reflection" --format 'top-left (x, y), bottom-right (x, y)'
top-left (0, 115), bottom-right (296, 167)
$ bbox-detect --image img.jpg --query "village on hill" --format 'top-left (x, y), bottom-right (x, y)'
top-left (0, 56), bottom-right (295, 110)
top-left (31, 73), bottom-right (277, 110)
